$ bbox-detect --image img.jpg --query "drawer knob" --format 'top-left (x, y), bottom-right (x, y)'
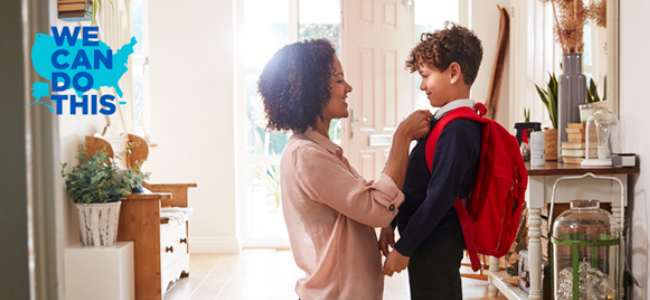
top-left (180, 237), bottom-right (188, 244)
top-left (165, 246), bottom-right (174, 253)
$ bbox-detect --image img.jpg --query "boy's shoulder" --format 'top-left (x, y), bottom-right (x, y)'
top-left (440, 118), bottom-right (481, 134)
top-left (433, 119), bottom-right (482, 149)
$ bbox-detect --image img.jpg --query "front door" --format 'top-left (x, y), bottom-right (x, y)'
top-left (341, 0), bottom-right (415, 180)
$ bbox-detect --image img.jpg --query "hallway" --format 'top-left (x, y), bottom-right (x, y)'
top-left (163, 251), bottom-right (508, 300)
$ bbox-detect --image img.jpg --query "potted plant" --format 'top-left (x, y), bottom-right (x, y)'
top-left (514, 107), bottom-right (541, 147)
top-left (61, 140), bottom-right (149, 246)
top-left (534, 72), bottom-right (559, 160)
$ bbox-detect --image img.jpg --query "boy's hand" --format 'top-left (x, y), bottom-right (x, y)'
top-left (383, 249), bottom-right (410, 276)
top-left (396, 110), bottom-right (432, 141)
top-left (378, 226), bottom-right (395, 257)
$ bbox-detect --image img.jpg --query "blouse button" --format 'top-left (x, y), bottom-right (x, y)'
top-left (388, 204), bottom-right (395, 211)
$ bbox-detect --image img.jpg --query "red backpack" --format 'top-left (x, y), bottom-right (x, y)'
top-left (425, 103), bottom-right (528, 272)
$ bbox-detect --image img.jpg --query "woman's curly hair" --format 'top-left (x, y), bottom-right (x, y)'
top-left (405, 22), bottom-right (483, 85)
top-left (258, 39), bottom-right (336, 132)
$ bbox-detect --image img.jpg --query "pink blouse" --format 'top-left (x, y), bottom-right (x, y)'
top-left (280, 127), bottom-right (405, 300)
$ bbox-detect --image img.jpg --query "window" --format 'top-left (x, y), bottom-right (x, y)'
top-left (131, 0), bottom-right (150, 139)
top-left (582, 19), bottom-right (607, 99)
top-left (235, 0), bottom-right (341, 247)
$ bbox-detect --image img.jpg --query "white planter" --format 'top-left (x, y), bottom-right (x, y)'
top-left (76, 202), bottom-right (122, 246)
top-left (579, 104), bottom-right (596, 122)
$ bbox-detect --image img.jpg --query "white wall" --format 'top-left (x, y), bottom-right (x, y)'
top-left (620, 0), bottom-right (650, 298)
top-left (146, 0), bottom-right (239, 252)
top-left (470, 0), bottom-right (511, 128)
top-left (54, 0), bottom-right (238, 256)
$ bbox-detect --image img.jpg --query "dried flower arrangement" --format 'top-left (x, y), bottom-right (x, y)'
top-left (539, 0), bottom-right (607, 54)
top-left (588, 0), bottom-right (607, 28)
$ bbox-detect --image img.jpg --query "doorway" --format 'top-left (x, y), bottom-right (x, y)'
top-left (235, 0), bottom-right (463, 248)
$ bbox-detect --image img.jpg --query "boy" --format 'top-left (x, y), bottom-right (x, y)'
top-left (380, 22), bottom-right (484, 300)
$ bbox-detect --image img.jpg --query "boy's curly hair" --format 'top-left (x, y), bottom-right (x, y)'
top-left (405, 22), bottom-right (483, 86)
top-left (258, 39), bottom-right (336, 132)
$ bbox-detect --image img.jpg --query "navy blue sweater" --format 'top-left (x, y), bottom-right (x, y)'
top-left (393, 118), bottom-right (482, 257)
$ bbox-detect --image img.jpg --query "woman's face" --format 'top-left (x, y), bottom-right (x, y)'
top-left (322, 55), bottom-right (353, 120)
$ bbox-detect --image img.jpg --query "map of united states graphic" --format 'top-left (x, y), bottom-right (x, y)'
top-left (27, 32), bottom-right (136, 112)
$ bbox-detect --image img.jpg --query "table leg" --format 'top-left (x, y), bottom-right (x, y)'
top-left (528, 207), bottom-right (542, 300)
top-left (612, 205), bottom-right (625, 300)
top-left (488, 256), bottom-right (499, 297)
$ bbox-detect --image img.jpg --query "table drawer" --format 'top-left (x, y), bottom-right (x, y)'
top-left (160, 222), bottom-right (188, 270)
top-left (162, 253), bottom-right (189, 294)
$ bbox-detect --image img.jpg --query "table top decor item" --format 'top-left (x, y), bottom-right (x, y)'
top-left (61, 139), bottom-right (150, 246)
top-left (549, 173), bottom-right (624, 300)
top-left (582, 106), bottom-right (620, 167)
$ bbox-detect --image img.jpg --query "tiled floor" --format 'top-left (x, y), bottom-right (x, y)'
top-left (163, 250), bottom-right (508, 300)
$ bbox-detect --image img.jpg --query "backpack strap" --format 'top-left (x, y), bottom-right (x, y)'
top-left (453, 198), bottom-right (481, 271)
top-left (424, 104), bottom-right (487, 272)
top-left (425, 105), bottom-right (486, 172)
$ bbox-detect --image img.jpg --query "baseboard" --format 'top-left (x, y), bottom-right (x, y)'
top-left (189, 237), bottom-right (241, 254)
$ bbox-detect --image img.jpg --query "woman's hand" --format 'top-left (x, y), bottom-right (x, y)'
top-left (383, 248), bottom-right (410, 276)
top-left (396, 110), bottom-right (433, 141)
top-left (383, 110), bottom-right (432, 190)
top-left (378, 226), bottom-right (395, 257)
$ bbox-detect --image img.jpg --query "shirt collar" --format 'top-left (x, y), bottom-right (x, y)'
top-left (433, 99), bottom-right (476, 120)
top-left (303, 127), bottom-right (341, 155)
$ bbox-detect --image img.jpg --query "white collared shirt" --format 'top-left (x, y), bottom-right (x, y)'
top-left (433, 99), bottom-right (476, 120)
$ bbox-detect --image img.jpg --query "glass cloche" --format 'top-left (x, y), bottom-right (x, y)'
top-left (582, 106), bottom-right (620, 167)
top-left (552, 200), bottom-right (621, 300)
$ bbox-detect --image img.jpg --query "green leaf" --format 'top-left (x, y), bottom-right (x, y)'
top-left (590, 78), bottom-right (600, 102)
top-left (548, 88), bottom-right (558, 129)
top-left (61, 139), bottom-right (152, 204)
top-left (550, 73), bottom-right (559, 96)
top-left (534, 84), bottom-right (550, 108)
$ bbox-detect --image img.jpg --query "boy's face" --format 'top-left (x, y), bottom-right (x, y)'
top-left (418, 63), bottom-right (453, 108)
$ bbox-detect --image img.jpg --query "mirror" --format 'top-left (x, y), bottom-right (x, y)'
top-left (605, 0), bottom-right (619, 116)
top-left (510, 0), bottom-right (620, 128)
top-left (562, 0), bottom-right (618, 116)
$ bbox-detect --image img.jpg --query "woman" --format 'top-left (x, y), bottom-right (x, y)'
top-left (258, 39), bottom-right (431, 300)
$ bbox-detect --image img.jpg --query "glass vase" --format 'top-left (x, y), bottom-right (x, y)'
top-left (552, 200), bottom-right (621, 300)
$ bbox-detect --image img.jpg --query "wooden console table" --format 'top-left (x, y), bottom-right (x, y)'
top-left (486, 162), bottom-right (639, 300)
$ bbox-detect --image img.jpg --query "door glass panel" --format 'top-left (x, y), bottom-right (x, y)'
top-left (245, 164), bottom-right (288, 237)
top-left (299, 0), bottom-right (341, 55)
top-left (132, 0), bottom-right (144, 56)
top-left (131, 0), bottom-right (149, 137)
top-left (245, 75), bottom-right (291, 156)
top-left (240, 0), bottom-right (342, 246)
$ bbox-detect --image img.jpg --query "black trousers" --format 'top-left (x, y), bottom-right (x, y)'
top-left (406, 214), bottom-right (465, 300)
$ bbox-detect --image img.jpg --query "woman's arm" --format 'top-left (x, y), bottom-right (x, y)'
top-left (292, 147), bottom-right (403, 228)
top-left (291, 111), bottom-right (431, 228)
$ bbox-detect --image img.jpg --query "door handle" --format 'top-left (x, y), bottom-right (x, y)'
top-left (350, 109), bottom-right (367, 139)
